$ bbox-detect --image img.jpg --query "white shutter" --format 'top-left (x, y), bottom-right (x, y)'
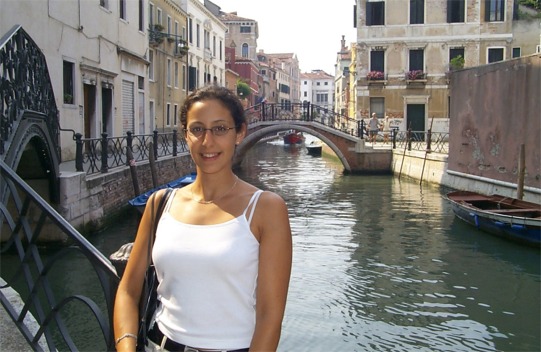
top-left (122, 80), bottom-right (134, 134)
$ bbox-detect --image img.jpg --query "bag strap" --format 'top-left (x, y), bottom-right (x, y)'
top-left (138, 188), bottom-right (174, 343)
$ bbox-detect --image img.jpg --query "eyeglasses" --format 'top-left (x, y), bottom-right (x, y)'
top-left (184, 125), bottom-right (236, 138)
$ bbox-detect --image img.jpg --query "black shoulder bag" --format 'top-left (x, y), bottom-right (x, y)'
top-left (137, 187), bottom-right (173, 350)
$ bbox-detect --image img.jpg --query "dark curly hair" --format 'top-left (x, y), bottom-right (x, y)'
top-left (180, 85), bottom-right (246, 132)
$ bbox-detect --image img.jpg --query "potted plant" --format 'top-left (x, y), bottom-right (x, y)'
top-left (366, 71), bottom-right (385, 80)
top-left (64, 93), bottom-right (73, 104)
top-left (450, 55), bottom-right (465, 71)
top-left (406, 70), bottom-right (425, 80)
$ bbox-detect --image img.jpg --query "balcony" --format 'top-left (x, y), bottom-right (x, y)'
top-left (174, 39), bottom-right (189, 57)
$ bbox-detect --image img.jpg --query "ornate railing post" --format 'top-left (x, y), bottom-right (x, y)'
top-left (360, 120), bottom-right (365, 140)
top-left (126, 131), bottom-right (133, 166)
top-left (407, 128), bottom-right (412, 151)
top-left (173, 130), bottom-right (178, 156)
top-left (75, 133), bottom-right (83, 172)
top-left (100, 132), bottom-right (108, 173)
top-left (426, 128), bottom-right (432, 153)
top-left (392, 128), bottom-right (398, 149)
top-left (153, 130), bottom-right (159, 160)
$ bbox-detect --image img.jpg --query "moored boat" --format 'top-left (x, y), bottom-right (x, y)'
top-left (306, 140), bottom-right (322, 156)
top-left (283, 130), bottom-right (305, 145)
top-left (128, 173), bottom-right (196, 212)
top-left (445, 190), bottom-right (541, 246)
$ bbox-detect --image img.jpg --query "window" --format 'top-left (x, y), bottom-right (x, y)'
top-left (166, 103), bottom-right (171, 126)
top-left (370, 97), bottom-right (385, 118)
top-left (100, 0), bottom-right (109, 10)
top-left (488, 47), bottom-right (504, 63)
top-left (316, 93), bottom-right (328, 103)
top-left (167, 59), bottom-right (172, 86)
top-left (485, 0), bottom-right (504, 22)
top-left (138, 0), bottom-right (144, 31)
top-left (119, 0), bottom-right (126, 20)
top-left (324, 82), bottom-right (328, 85)
top-left (149, 100), bottom-right (155, 129)
top-left (242, 43), bottom-right (249, 58)
top-left (447, 0), bottom-right (465, 23)
top-left (167, 16), bottom-right (172, 35)
top-left (149, 50), bottom-right (154, 80)
top-left (370, 49), bottom-right (385, 73)
top-left (367, 1), bottom-right (385, 26)
top-left (174, 62), bottom-right (179, 88)
top-left (317, 82), bottom-right (320, 86)
top-left (174, 104), bottom-right (178, 126)
top-left (240, 26), bottom-right (251, 33)
top-left (219, 40), bottom-right (223, 60)
top-left (157, 8), bottom-right (162, 26)
top-left (182, 64), bottom-right (187, 90)
top-left (149, 3), bottom-right (154, 27)
top-left (196, 23), bottom-right (200, 48)
top-left (410, 0), bottom-right (424, 24)
top-left (449, 47), bottom-right (465, 70)
top-left (63, 60), bottom-right (74, 104)
top-left (189, 18), bottom-right (193, 44)
top-left (512, 47), bottom-right (521, 58)
top-left (304, 92), bottom-right (307, 97)
top-left (409, 49), bottom-right (424, 71)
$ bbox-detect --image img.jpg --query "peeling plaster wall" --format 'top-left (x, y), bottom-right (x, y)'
top-left (448, 55), bottom-right (541, 189)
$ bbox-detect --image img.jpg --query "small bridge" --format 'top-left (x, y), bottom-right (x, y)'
top-left (236, 103), bottom-right (392, 174)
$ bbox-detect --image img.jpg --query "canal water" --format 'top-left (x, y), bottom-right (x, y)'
top-left (6, 137), bottom-right (538, 351)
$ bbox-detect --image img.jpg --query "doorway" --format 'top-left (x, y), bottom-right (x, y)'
top-left (406, 104), bottom-right (425, 141)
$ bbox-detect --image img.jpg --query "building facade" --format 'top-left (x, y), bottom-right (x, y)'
top-left (300, 70), bottom-right (335, 111)
top-left (148, 0), bottom-right (189, 132)
top-left (1, 0), bottom-right (149, 160)
top-left (354, 0), bottom-right (540, 133)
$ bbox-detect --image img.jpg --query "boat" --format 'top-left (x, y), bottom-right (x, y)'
top-left (283, 130), bottom-right (305, 145)
top-left (306, 140), bottom-right (322, 156)
top-left (445, 190), bottom-right (541, 246)
top-left (128, 173), bottom-right (196, 212)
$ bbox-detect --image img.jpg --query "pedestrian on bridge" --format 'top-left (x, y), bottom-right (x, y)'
top-left (114, 85), bottom-right (293, 352)
top-left (368, 113), bottom-right (381, 143)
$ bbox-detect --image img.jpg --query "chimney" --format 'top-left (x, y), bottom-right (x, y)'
top-left (341, 35), bottom-right (345, 51)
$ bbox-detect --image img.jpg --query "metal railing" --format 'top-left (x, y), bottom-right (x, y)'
top-left (0, 159), bottom-right (119, 351)
top-left (71, 104), bottom-right (449, 176)
top-left (74, 130), bottom-right (189, 175)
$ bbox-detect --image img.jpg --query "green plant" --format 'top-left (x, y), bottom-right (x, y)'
top-left (64, 93), bottom-right (73, 104)
top-left (450, 55), bottom-right (465, 70)
top-left (236, 80), bottom-right (251, 98)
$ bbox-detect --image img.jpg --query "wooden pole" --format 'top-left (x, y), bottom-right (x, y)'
top-left (517, 143), bottom-right (525, 200)
top-left (149, 141), bottom-right (159, 188)
top-left (126, 148), bottom-right (140, 196)
top-left (420, 117), bottom-right (435, 185)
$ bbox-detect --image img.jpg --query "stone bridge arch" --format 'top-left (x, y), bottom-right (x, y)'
top-left (235, 122), bottom-right (364, 173)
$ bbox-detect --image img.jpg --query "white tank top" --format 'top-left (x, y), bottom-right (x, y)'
top-left (152, 189), bottom-right (263, 350)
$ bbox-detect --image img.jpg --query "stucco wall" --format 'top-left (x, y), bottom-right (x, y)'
top-left (448, 55), bottom-right (541, 189)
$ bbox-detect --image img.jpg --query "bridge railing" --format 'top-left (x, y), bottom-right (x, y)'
top-left (74, 130), bottom-right (189, 175)
top-left (393, 129), bottom-right (449, 154)
top-left (245, 102), bottom-right (360, 137)
top-left (0, 159), bottom-right (119, 351)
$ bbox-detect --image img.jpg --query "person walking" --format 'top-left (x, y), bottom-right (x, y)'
top-left (114, 85), bottom-right (293, 352)
top-left (368, 113), bottom-right (380, 143)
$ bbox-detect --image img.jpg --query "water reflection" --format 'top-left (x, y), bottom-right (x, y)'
top-left (238, 141), bottom-right (539, 352)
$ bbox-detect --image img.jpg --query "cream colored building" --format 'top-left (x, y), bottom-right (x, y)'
top-left (0, 0), bottom-right (149, 160)
top-left (149, 0), bottom-right (189, 132)
top-left (354, 0), bottom-right (540, 133)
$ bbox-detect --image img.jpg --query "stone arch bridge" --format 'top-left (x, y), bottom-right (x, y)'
top-left (235, 103), bottom-right (391, 174)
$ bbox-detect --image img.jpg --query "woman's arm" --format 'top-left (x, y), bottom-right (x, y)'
top-left (113, 190), bottom-right (164, 352)
top-left (250, 192), bottom-right (293, 351)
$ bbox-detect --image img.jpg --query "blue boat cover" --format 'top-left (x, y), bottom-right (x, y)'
top-left (128, 173), bottom-right (196, 207)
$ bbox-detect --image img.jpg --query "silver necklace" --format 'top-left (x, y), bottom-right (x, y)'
top-left (191, 176), bottom-right (239, 204)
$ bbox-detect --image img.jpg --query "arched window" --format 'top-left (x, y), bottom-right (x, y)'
top-left (242, 43), bottom-right (249, 58)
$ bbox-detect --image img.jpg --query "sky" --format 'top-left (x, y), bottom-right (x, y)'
top-left (216, 0), bottom-right (357, 75)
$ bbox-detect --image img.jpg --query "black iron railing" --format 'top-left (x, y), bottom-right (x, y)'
top-left (74, 130), bottom-right (189, 175)
top-left (0, 159), bottom-right (119, 351)
top-left (0, 25), bottom-right (60, 158)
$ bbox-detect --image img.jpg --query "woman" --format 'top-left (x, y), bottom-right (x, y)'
top-left (114, 86), bottom-right (293, 352)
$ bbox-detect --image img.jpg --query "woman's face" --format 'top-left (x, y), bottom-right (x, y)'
top-left (185, 99), bottom-right (245, 174)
